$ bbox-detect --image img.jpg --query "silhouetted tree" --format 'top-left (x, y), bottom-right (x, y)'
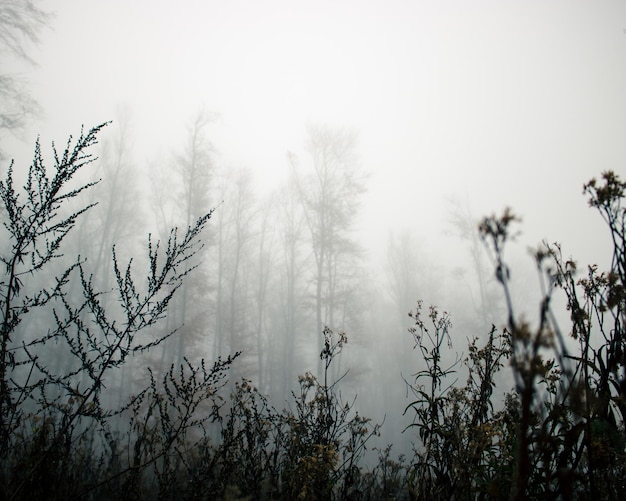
top-left (290, 124), bottom-right (366, 375)
top-left (447, 197), bottom-right (502, 332)
top-left (253, 195), bottom-right (276, 394)
top-left (213, 167), bottom-right (257, 380)
top-left (159, 109), bottom-right (216, 365)
top-left (262, 176), bottom-right (310, 402)
top-left (386, 230), bottom-right (424, 333)
top-left (0, 0), bottom-right (50, 155)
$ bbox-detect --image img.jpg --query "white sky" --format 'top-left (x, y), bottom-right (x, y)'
top-left (9, 0), bottom-right (626, 269)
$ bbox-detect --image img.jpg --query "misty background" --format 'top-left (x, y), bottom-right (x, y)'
top-left (3, 0), bottom-right (626, 456)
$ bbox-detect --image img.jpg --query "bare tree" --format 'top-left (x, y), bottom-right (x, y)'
top-left (272, 175), bottom-right (310, 400)
top-left (447, 197), bottom-right (502, 332)
top-left (212, 167), bottom-right (257, 379)
top-left (0, 0), bottom-right (51, 154)
top-left (386, 231), bottom-right (423, 331)
top-left (253, 195), bottom-right (276, 394)
top-left (290, 124), bottom-right (366, 375)
top-left (168, 109), bottom-right (216, 364)
top-left (226, 169), bottom-right (255, 357)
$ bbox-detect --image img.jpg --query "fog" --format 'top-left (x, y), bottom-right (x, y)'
top-left (16, 1), bottom-right (626, 258)
top-left (3, 0), bottom-right (626, 487)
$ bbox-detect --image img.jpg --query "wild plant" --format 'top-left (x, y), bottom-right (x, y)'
top-left (478, 170), bottom-right (626, 499)
top-left (404, 301), bottom-right (513, 499)
top-left (358, 445), bottom-right (409, 501)
top-left (281, 327), bottom-right (381, 500)
top-left (0, 124), bottom-right (232, 499)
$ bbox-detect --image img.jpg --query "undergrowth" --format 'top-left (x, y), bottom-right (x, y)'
top-left (1, 125), bottom-right (624, 499)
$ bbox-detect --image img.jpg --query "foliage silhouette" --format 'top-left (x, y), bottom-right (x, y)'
top-left (0, 0), bottom-right (51, 153)
top-left (402, 171), bottom-right (626, 500)
top-left (2, 125), bottom-right (625, 500)
top-left (0, 124), bottom-right (229, 499)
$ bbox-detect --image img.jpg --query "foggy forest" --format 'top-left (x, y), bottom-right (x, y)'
top-left (1, 1), bottom-right (626, 499)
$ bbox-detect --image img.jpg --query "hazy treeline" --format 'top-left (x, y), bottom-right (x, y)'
top-left (1, 121), bottom-right (625, 500)
top-left (64, 111), bottom-right (485, 424)
top-left (2, 2), bottom-right (626, 498)
top-left (73, 112), bottom-right (370, 400)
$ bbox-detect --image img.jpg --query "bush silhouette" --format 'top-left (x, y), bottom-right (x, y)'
top-left (1, 125), bottom-right (625, 499)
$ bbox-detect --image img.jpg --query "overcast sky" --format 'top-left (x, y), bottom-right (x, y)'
top-left (9, 0), bottom-right (626, 269)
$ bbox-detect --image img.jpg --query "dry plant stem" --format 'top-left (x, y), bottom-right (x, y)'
top-left (479, 209), bottom-right (538, 501)
top-left (1, 124), bottom-right (219, 500)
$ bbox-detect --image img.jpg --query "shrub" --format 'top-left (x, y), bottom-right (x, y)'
top-left (0, 124), bottom-right (232, 499)
top-left (477, 171), bottom-right (626, 499)
top-left (4, 124), bottom-right (624, 499)
top-left (404, 172), bottom-right (626, 499)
